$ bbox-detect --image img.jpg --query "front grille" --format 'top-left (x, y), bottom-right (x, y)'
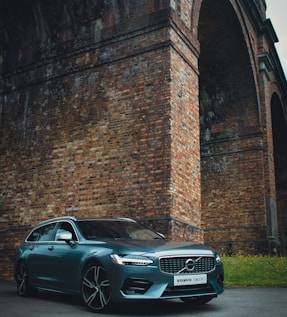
top-left (159, 256), bottom-right (215, 274)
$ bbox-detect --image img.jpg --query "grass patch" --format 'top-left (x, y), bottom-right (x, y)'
top-left (221, 255), bottom-right (287, 287)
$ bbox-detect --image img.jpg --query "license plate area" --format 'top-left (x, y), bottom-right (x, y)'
top-left (174, 274), bottom-right (207, 286)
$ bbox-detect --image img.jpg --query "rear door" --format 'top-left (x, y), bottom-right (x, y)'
top-left (25, 222), bottom-right (57, 287)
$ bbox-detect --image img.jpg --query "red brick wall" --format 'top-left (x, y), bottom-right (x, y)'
top-left (0, 1), bottom-right (286, 280)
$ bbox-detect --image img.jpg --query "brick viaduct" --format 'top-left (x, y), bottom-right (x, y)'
top-left (0, 0), bottom-right (287, 279)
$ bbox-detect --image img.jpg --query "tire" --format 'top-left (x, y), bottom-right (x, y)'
top-left (81, 263), bottom-right (113, 312)
top-left (15, 262), bottom-right (35, 297)
top-left (181, 295), bottom-right (214, 306)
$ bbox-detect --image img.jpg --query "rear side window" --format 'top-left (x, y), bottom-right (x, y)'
top-left (27, 223), bottom-right (57, 242)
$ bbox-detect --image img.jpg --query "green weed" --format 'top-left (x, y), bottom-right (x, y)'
top-left (221, 255), bottom-right (287, 287)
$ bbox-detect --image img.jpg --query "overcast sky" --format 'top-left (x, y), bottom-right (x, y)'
top-left (266, 0), bottom-right (287, 78)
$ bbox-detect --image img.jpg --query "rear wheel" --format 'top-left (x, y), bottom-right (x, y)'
top-left (81, 263), bottom-right (113, 312)
top-left (15, 262), bottom-right (34, 297)
top-left (181, 295), bottom-right (214, 305)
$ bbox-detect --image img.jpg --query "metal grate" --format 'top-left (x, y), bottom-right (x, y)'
top-left (159, 256), bottom-right (215, 274)
top-left (122, 278), bottom-right (152, 295)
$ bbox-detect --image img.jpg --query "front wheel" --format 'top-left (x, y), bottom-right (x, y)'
top-left (181, 295), bottom-right (214, 305)
top-left (81, 263), bottom-right (113, 312)
top-left (15, 262), bottom-right (34, 297)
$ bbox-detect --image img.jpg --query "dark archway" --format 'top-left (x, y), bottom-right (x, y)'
top-left (271, 93), bottom-right (287, 254)
top-left (198, 0), bottom-right (263, 253)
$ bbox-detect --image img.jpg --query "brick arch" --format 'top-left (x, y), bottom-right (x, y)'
top-left (193, 0), bottom-right (262, 107)
top-left (198, 0), bottom-right (265, 254)
top-left (198, 0), bottom-right (259, 140)
top-left (189, 0), bottom-right (202, 36)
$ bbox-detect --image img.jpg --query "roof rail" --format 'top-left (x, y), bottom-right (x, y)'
top-left (117, 217), bottom-right (136, 222)
top-left (38, 216), bottom-right (77, 226)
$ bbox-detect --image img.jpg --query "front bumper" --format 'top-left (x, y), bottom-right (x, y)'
top-left (108, 261), bottom-right (224, 301)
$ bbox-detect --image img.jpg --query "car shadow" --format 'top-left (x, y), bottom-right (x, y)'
top-left (32, 290), bottom-right (222, 315)
top-left (114, 300), bottom-right (222, 316)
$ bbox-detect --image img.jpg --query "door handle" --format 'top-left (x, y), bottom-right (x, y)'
top-left (48, 246), bottom-right (54, 251)
top-left (29, 246), bottom-right (34, 251)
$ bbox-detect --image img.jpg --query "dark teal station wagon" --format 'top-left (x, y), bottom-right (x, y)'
top-left (14, 217), bottom-right (224, 312)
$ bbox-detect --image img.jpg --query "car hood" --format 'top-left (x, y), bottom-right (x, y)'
top-left (104, 239), bottom-right (215, 256)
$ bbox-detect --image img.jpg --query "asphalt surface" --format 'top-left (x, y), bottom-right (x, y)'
top-left (1, 280), bottom-right (287, 317)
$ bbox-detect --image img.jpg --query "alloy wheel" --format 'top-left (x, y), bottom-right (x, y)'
top-left (81, 263), bottom-right (112, 312)
top-left (16, 262), bottom-right (32, 296)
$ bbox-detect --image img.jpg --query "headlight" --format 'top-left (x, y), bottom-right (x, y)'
top-left (215, 254), bottom-right (221, 263)
top-left (111, 254), bottom-right (153, 266)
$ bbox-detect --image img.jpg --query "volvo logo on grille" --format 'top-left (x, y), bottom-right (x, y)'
top-left (185, 258), bottom-right (196, 271)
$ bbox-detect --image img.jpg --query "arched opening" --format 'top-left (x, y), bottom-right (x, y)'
top-left (198, 0), bottom-right (263, 253)
top-left (271, 93), bottom-right (287, 254)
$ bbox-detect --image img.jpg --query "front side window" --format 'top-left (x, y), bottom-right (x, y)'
top-left (56, 221), bottom-right (78, 241)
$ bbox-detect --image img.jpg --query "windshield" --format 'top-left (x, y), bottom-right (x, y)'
top-left (77, 220), bottom-right (163, 240)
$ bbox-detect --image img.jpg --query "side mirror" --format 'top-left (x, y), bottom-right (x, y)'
top-left (56, 230), bottom-right (73, 241)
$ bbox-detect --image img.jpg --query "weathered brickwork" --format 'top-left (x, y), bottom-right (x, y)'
top-left (201, 134), bottom-right (267, 253)
top-left (0, 0), bottom-right (287, 280)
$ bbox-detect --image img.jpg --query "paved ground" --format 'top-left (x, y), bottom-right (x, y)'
top-left (1, 280), bottom-right (287, 316)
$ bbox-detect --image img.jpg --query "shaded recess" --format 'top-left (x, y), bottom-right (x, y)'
top-left (271, 93), bottom-right (287, 254)
top-left (198, 0), bottom-right (261, 252)
top-left (198, 0), bottom-right (258, 145)
top-left (271, 94), bottom-right (287, 191)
